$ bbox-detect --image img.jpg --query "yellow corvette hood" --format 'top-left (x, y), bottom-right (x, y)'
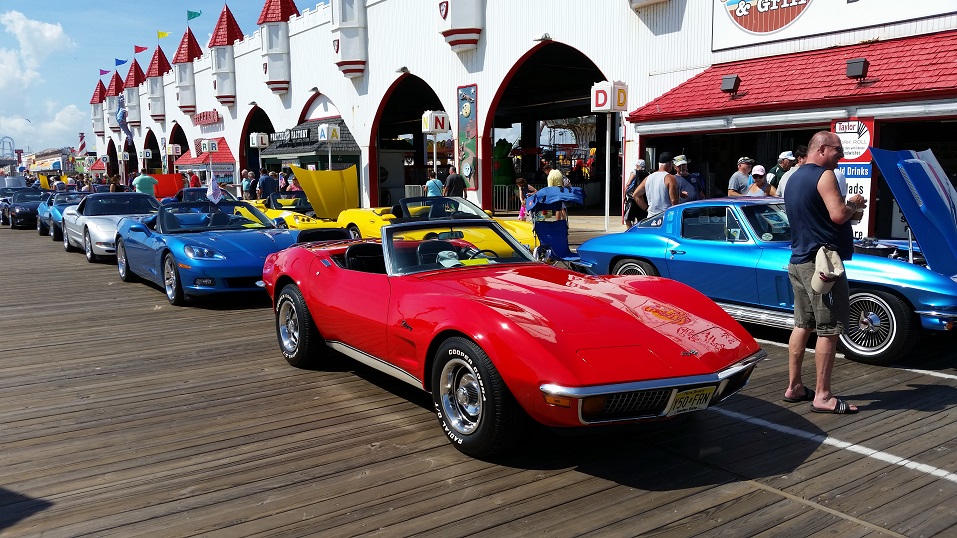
top-left (290, 165), bottom-right (359, 219)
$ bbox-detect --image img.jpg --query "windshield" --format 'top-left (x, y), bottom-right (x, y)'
top-left (399, 197), bottom-right (490, 221)
top-left (382, 220), bottom-right (535, 275)
top-left (268, 191), bottom-right (312, 211)
top-left (85, 195), bottom-right (160, 216)
top-left (181, 188), bottom-right (238, 202)
top-left (741, 203), bottom-right (791, 242)
top-left (12, 191), bottom-right (46, 203)
top-left (54, 193), bottom-right (87, 206)
top-left (159, 200), bottom-right (276, 232)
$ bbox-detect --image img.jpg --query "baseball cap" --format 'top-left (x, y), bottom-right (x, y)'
top-left (812, 246), bottom-right (845, 294)
top-left (673, 154), bottom-right (689, 167)
top-left (636, 159), bottom-right (646, 169)
top-left (752, 165), bottom-right (766, 176)
top-left (779, 151), bottom-right (795, 161)
top-left (737, 156), bottom-right (755, 165)
top-left (657, 152), bottom-right (673, 164)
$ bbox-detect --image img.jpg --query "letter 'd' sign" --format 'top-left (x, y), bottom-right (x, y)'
top-left (591, 81), bottom-right (628, 113)
top-left (422, 110), bottom-right (451, 134)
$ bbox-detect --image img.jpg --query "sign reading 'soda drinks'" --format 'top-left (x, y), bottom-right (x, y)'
top-left (713, 0), bottom-right (956, 51)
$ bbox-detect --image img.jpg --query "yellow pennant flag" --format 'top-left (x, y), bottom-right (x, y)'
top-left (39, 174), bottom-right (49, 190)
top-left (157, 30), bottom-right (171, 39)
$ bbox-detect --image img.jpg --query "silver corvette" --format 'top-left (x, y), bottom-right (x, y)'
top-left (62, 193), bottom-right (160, 262)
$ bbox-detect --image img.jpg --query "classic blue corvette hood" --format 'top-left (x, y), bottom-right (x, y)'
top-left (178, 229), bottom-right (299, 254)
top-left (871, 148), bottom-right (957, 277)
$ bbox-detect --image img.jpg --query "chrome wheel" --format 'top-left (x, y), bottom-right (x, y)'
top-left (84, 230), bottom-right (97, 262)
top-left (613, 258), bottom-right (659, 276)
top-left (163, 253), bottom-right (184, 305)
top-left (277, 298), bottom-right (300, 355)
top-left (63, 227), bottom-right (73, 251)
top-left (438, 357), bottom-right (483, 435)
top-left (116, 239), bottom-right (135, 282)
top-left (841, 290), bottom-right (911, 364)
top-left (347, 224), bottom-right (361, 239)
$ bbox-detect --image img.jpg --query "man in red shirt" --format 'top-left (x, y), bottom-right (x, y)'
top-left (189, 170), bottom-right (201, 188)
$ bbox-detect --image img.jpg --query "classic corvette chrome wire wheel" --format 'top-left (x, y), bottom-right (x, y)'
top-left (612, 258), bottom-right (659, 276)
top-left (432, 337), bottom-right (523, 458)
top-left (841, 290), bottom-right (912, 365)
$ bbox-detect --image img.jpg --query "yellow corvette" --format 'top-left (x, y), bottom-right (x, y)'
top-left (249, 191), bottom-right (341, 230)
top-left (336, 196), bottom-right (538, 251)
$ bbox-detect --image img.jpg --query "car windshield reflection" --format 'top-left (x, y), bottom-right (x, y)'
top-left (159, 201), bottom-right (276, 233)
top-left (86, 196), bottom-right (160, 216)
top-left (741, 203), bottom-right (790, 242)
top-left (380, 220), bottom-right (535, 275)
top-left (399, 197), bottom-right (490, 221)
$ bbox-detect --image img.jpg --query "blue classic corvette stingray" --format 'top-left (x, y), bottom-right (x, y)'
top-left (578, 149), bottom-right (957, 365)
top-left (114, 200), bottom-right (300, 306)
top-left (37, 191), bottom-right (88, 238)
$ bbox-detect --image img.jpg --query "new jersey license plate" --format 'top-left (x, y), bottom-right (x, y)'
top-left (668, 386), bottom-right (716, 416)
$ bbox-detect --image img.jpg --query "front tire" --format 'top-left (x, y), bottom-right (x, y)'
top-left (840, 290), bottom-right (913, 365)
top-left (432, 337), bottom-right (523, 458)
top-left (347, 224), bottom-right (361, 239)
top-left (63, 227), bottom-right (75, 252)
top-left (163, 253), bottom-right (185, 306)
top-left (83, 230), bottom-right (98, 262)
top-left (37, 218), bottom-right (48, 236)
top-left (275, 284), bottom-right (326, 368)
top-left (51, 224), bottom-right (62, 241)
top-left (613, 258), bottom-right (659, 276)
top-left (116, 239), bottom-right (137, 282)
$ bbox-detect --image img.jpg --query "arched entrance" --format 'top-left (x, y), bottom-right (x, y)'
top-left (369, 74), bottom-right (444, 207)
top-left (143, 130), bottom-right (162, 171)
top-left (482, 42), bottom-right (607, 209)
top-left (123, 138), bottom-right (137, 176)
top-left (106, 139), bottom-right (118, 177)
top-left (168, 123), bottom-right (189, 173)
top-left (240, 106), bottom-right (275, 174)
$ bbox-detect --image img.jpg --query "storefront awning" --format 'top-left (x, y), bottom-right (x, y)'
top-left (174, 137), bottom-right (236, 167)
top-left (628, 29), bottom-right (957, 133)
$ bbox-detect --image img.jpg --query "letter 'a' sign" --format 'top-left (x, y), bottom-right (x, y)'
top-left (317, 124), bottom-right (341, 142)
top-left (422, 110), bottom-right (451, 134)
top-left (591, 81), bottom-right (628, 113)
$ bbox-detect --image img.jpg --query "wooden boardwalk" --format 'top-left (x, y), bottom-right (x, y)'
top-left (2, 224), bottom-right (957, 537)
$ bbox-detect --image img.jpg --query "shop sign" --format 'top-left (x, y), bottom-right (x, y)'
top-left (591, 81), bottom-right (628, 113)
top-left (192, 110), bottom-right (221, 126)
top-left (317, 124), bottom-right (341, 142)
top-left (837, 162), bottom-right (871, 241)
top-left (270, 127), bottom-right (313, 143)
top-left (832, 118), bottom-right (873, 163)
top-left (422, 111), bottom-right (450, 133)
top-left (714, 0), bottom-right (956, 51)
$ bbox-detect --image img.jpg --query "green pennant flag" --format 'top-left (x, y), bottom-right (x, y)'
top-left (187, 10), bottom-right (202, 21)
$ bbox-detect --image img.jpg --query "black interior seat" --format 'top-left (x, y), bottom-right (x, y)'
top-left (344, 242), bottom-right (387, 273)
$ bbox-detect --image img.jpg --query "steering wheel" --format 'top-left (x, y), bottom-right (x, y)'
top-left (467, 248), bottom-right (499, 259)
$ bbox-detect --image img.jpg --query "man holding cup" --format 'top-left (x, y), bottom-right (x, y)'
top-left (782, 131), bottom-right (866, 415)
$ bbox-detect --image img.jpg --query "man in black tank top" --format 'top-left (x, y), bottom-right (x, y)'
top-left (782, 131), bottom-right (867, 415)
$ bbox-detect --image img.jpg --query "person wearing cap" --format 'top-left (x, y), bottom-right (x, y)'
top-left (673, 154), bottom-right (705, 201)
top-left (768, 151), bottom-right (795, 189)
top-left (633, 152), bottom-right (680, 217)
top-left (744, 165), bottom-right (776, 196)
top-left (728, 156), bottom-right (754, 196)
top-left (776, 145), bottom-right (807, 198)
top-left (624, 159), bottom-right (649, 227)
top-left (783, 131), bottom-right (867, 415)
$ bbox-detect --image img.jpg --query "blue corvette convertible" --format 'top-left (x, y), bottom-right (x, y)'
top-left (37, 191), bottom-right (88, 238)
top-left (578, 150), bottom-right (957, 365)
top-left (114, 200), bottom-right (301, 306)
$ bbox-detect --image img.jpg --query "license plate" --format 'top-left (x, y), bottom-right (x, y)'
top-left (668, 386), bottom-right (716, 416)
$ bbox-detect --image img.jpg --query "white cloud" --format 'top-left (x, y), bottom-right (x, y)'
top-left (0, 11), bottom-right (75, 66)
top-left (0, 104), bottom-right (86, 152)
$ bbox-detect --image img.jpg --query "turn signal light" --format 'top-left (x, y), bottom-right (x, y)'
top-left (544, 395), bottom-right (571, 407)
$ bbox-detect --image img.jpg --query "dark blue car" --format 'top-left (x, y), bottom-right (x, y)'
top-left (577, 149), bottom-right (957, 365)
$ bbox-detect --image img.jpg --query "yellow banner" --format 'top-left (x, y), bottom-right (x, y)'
top-left (39, 174), bottom-right (50, 190)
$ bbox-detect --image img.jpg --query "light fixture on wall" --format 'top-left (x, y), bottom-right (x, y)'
top-left (396, 66), bottom-right (409, 74)
top-left (309, 86), bottom-right (319, 93)
top-left (533, 33), bottom-right (551, 42)
top-left (248, 101), bottom-right (257, 106)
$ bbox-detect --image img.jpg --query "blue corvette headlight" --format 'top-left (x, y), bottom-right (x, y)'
top-left (184, 245), bottom-right (225, 260)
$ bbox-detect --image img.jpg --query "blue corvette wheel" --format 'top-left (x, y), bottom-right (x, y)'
top-left (116, 239), bottom-right (137, 283)
top-left (613, 258), bottom-right (659, 276)
top-left (164, 253), bottom-right (185, 306)
top-left (841, 290), bottom-right (912, 365)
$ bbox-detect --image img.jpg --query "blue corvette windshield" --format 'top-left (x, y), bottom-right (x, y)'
top-left (741, 203), bottom-right (790, 242)
top-left (159, 201), bottom-right (276, 233)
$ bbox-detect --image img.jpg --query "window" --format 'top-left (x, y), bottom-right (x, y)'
top-left (741, 203), bottom-right (790, 242)
top-left (681, 206), bottom-right (728, 241)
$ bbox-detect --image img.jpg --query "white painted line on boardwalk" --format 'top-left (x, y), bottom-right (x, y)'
top-left (711, 407), bottom-right (957, 485)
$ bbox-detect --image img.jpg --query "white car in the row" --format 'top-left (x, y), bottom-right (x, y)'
top-left (62, 193), bottom-right (160, 262)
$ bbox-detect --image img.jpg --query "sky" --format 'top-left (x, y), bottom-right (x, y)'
top-left (0, 1), bottom-right (327, 156)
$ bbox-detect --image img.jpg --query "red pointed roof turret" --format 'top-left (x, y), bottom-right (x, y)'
top-left (209, 4), bottom-right (244, 47)
top-left (257, 0), bottom-right (299, 24)
top-left (90, 80), bottom-right (107, 104)
top-left (145, 46), bottom-right (172, 78)
top-left (123, 59), bottom-right (146, 88)
top-left (173, 28), bottom-right (204, 64)
top-left (105, 71), bottom-right (124, 97)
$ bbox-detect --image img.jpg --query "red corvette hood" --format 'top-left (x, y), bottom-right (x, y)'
top-left (416, 265), bottom-right (760, 383)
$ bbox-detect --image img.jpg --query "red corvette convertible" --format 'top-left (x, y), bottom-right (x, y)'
top-left (262, 220), bottom-right (765, 457)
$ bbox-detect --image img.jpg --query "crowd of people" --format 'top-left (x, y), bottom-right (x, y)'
top-left (240, 168), bottom-right (300, 200)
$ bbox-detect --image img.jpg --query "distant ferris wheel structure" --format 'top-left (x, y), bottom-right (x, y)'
top-left (0, 136), bottom-right (16, 169)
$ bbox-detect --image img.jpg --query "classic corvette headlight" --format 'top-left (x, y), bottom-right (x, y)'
top-left (184, 245), bottom-right (225, 260)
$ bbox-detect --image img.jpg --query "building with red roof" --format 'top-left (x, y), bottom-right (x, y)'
top-left (122, 60), bottom-right (146, 128)
top-left (209, 5), bottom-right (244, 107)
top-left (172, 28), bottom-right (204, 115)
top-left (89, 80), bottom-right (107, 137)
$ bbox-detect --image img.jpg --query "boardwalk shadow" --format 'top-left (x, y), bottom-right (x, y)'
top-left (0, 488), bottom-right (54, 531)
top-left (851, 383), bottom-right (957, 412)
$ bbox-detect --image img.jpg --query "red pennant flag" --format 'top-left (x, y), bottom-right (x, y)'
top-left (134, 45), bottom-right (148, 54)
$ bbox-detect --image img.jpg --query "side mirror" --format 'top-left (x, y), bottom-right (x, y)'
top-left (484, 210), bottom-right (493, 217)
top-left (128, 223), bottom-right (148, 234)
